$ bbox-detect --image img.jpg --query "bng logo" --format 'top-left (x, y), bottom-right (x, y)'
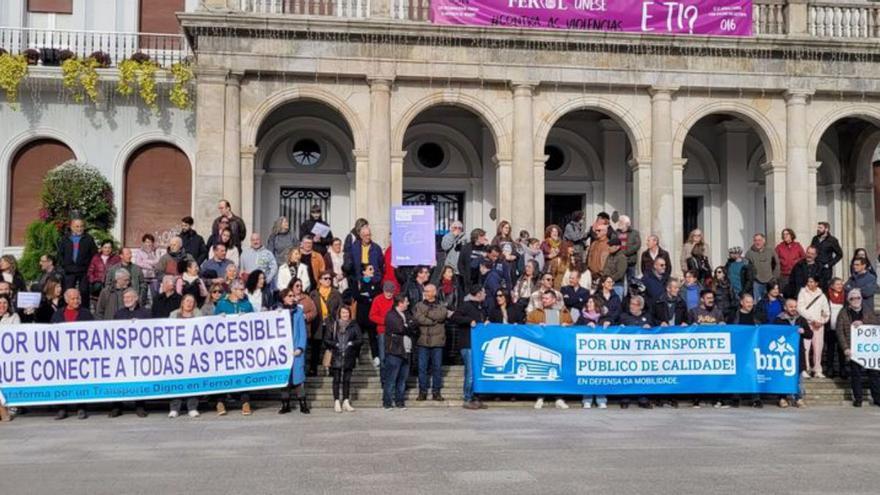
top-left (754, 336), bottom-right (797, 377)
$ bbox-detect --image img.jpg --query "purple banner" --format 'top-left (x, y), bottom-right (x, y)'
top-left (391, 205), bottom-right (437, 267)
top-left (431, 0), bottom-right (753, 36)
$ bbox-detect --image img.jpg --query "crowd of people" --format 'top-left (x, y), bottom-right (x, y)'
top-left (1, 200), bottom-right (879, 424)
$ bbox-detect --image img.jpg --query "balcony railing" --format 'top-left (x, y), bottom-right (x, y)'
top-left (237, 0), bottom-right (880, 41)
top-left (0, 27), bottom-right (188, 67)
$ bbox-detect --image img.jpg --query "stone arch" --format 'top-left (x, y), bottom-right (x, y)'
top-left (403, 122), bottom-right (482, 178)
top-left (816, 140), bottom-right (842, 185)
top-left (544, 127), bottom-right (603, 181)
top-left (255, 115), bottom-right (355, 174)
top-left (808, 104), bottom-right (880, 166)
top-left (683, 136), bottom-right (721, 184)
top-left (535, 96), bottom-right (648, 162)
top-left (673, 101), bottom-right (784, 165)
top-left (392, 91), bottom-right (509, 157)
top-left (243, 86), bottom-right (367, 151)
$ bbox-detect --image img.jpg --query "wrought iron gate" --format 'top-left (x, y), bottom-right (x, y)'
top-left (402, 191), bottom-right (464, 236)
top-left (280, 187), bottom-right (331, 238)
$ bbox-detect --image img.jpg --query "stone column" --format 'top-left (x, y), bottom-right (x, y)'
top-left (223, 72), bottom-right (242, 212)
top-left (193, 68), bottom-right (228, 236)
top-left (367, 77), bottom-right (393, 245)
top-left (253, 169), bottom-right (265, 234)
top-left (240, 145), bottom-right (257, 235)
top-left (600, 119), bottom-right (626, 214)
top-left (511, 82), bottom-right (537, 234)
top-left (785, 0), bottom-right (810, 36)
top-left (630, 158), bottom-right (652, 244)
top-left (718, 120), bottom-right (750, 246)
top-left (762, 161), bottom-right (787, 242)
top-left (493, 154), bottom-right (513, 228)
top-left (649, 86), bottom-right (678, 261)
top-left (672, 158), bottom-right (686, 271)
top-left (534, 155), bottom-right (547, 235)
top-left (390, 151), bottom-right (405, 206)
top-left (785, 89), bottom-right (813, 239)
top-left (807, 160), bottom-right (820, 235)
top-left (352, 149), bottom-right (370, 223)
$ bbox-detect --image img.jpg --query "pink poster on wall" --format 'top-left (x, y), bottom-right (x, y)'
top-left (430, 0), bottom-right (753, 36)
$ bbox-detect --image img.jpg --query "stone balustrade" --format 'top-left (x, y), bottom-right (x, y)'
top-left (809, 2), bottom-right (880, 38)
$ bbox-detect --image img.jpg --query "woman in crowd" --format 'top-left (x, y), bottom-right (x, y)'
top-left (797, 275), bottom-right (831, 378)
top-left (541, 224), bottom-right (564, 269)
top-left (0, 254), bottom-right (26, 292)
top-left (208, 227), bottom-right (240, 266)
top-left (323, 305), bottom-right (363, 413)
top-left (245, 269), bottom-right (273, 311)
top-left (278, 248), bottom-right (311, 294)
top-left (546, 240), bottom-right (572, 290)
top-left (710, 266), bottom-right (736, 321)
top-left (755, 281), bottom-right (785, 323)
top-left (680, 229), bottom-right (709, 274)
top-left (491, 220), bottom-right (514, 246)
top-left (36, 279), bottom-right (64, 323)
top-left (437, 265), bottom-right (463, 311)
top-left (291, 278), bottom-right (318, 323)
top-left (176, 259), bottom-right (208, 307)
top-left (825, 277), bottom-right (847, 379)
top-left (133, 233), bottom-right (162, 294)
top-left (594, 275), bottom-right (622, 324)
top-left (168, 294), bottom-right (202, 418)
top-left (488, 290), bottom-right (525, 324)
top-left (343, 218), bottom-right (369, 255)
top-left (324, 237), bottom-right (348, 294)
top-left (201, 283), bottom-right (225, 315)
top-left (685, 242), bottom-right (712, 285)
top-left (849, 248), bottom-right (877, 277)
top-left (513, 259), bottom-right (540, 311)
top-left (154, 237), bottom-right (189, 279)
top-left (775, 228), bottom-right (805, 290)
top-left (0, 294), bottom-right (20, 325)
top-left (353, 264), bottom-right (382, 368)
top-left (266, 216), bottom-right (297, 265)
top-left (221, 263), bottom-right (239, 292)
top-left (277, 288), bottom-right (309, 414)
top-left (577, 296), bottom-right (611, 409)
top-left (309, 271), bottom-right (343, 376)
top-left (87, 240), bottom-right (120, 298)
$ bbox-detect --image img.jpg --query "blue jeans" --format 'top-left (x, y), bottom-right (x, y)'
top-left (582, 395), bottom-right (607, 406)
top-left (376, 334), bottom-right (386, 364)
top-left (461, 348), bottom-right (474, 402)
top-left (753, 282), bottom-right (767, 304)
top-left (383, 354), bottom-right (409, 408)
top-left (613, 283), bottom-right (626, 300)
top-left (418, 346), bottom-right (444, 393)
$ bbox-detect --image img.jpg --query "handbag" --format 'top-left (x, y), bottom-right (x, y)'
top-left (322, 349), bottom-right (333, 368)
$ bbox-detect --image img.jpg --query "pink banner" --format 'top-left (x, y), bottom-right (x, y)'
top-left (431, 0), bottom-right (753, 36)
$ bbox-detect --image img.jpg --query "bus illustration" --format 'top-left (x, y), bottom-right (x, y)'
top-left (480, 336), bottom-right (562, 381)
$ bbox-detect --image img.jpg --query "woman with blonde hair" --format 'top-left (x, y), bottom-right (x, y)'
top-left (0, 254), bottom-right (26, 292)
top-left (491, 220), bottom-right (514, 246)
top-left (278, 248), bottom-right (311, 293)
top-left (266, 216), bottom-right (297, 265)
top-left (680, 229), bottom-right (709, 274)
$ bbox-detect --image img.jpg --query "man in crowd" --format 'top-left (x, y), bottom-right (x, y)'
top-left (413, 284), bottom-right (448, 402)
top-left (369, 281), bottom-right (398, 370)
top-left (587, 224), bottom-right (610, 279)
top-left (727, 293), bottom-right (762, 325)
top-left (96, 269), bottom-right (131, 320)
top-left (587, 211), bottom-right (617, 243)
top-left (403, 265), bottom-right (431, 310)
top-left (200, 243), bottom-right (232, 285)
top-left (652, 278), bottom-right (688, 326)
top-left (458, 228), bottom-right (489, 286)
top-left (836, 289), bottom-right (880, 407)
top-left (527, 290), bottom-right (571, 410)
top-left (617, 215), bottom-right (641, 281)
top-left (32, 254), bottom-right (62, 292)
top-left (58, 218), bottom-right (97, 295)
top-left (528, 273), bottom-right (564, 312)
top-left (640, 235), bottom-right (671, 277)
top-left (603, 238), bottom-right (627, 298)
top-left (619, 295), bottom-right (653, 327)
top-left (774, 298), bottom-right (812, 408)
top-left (688, 289), bottom-right (725, 325)
top-left (345, 224), bottom-right (384, 288)
top-left (451, 285), bottom-right (487, 410)
top-left (383, 295), bottom-right (417, 410)
top-left (213, 279), bottom-right (255, 416)
top-left (563, 211), bottom-right (588, 261)
top-left (51, 288), bottom-right (92, 420)
top-left (240, 233), bottom-right (278, 283)
top-left (724, 247), bottom-right (750, 299)
top-left (440, 221), bottom-right (466, 274)
top-left (105, 247), bottom-right (147, 305)
top-left (561, 270), bottom-right (589, 313)
top-left (299, 204), bottom-right (333, 254)
top-left (479, 260), bottom-right (504, 313)
top-left (788, 245), bottom-right (830, 297)
top-left (845, 257), bottom-right (877, 308)
top-left (114, 288), bottom-right (151, 320)
top-left (745, 233), bottom-right (779, 302)
top-left (299, 236), bottom-right (325, 290)
top-left (152, 275), bottom-right (182, 318)
top-left (180, 216), bottom-right (208, 265)
top-left (212, 199), bottom-right (247, 250)
top-left (642, 257), bottom-right (670, 309)
top-left (811, 221), bottom-right (843, 274)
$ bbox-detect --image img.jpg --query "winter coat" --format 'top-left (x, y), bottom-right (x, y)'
top-left (323, 319), bottom-right (363, 370)
top-left (618, 311), bottom-right (654, 327)
top-left (618, 228), bottom-right (642, 267)
top-left (239, 246), bottom-right (278, 283)
top-left (787, 259), bottom-right (831, 297)
top-left (594, 290), bottom-right (622, 324)
top-left (114, 306), bottom-right (152, 320)
top-left (323, 250), bottom-right (348, 294)
top-left (105, 262), bottom-right (147, 305)
top-left (713, 280), bottom-right (737, 320)
top-left (775, 241), bottom-right (805, 277)
top-left (88, 254), bottom-right (121, 285)
top-left (652, 293), bottom-right (689, 326)
top-left (725, 258), bottom-right (752, 297)
top-left (286, 305), bottom-right (309, 385)
top-left (603, 250), bottom-right (628, 283)
top-left (526, 307), bottom-right (573, 325)
top-left (343, 241), bottom-right (384, 286)
top-left (587, 237), bottom-right (610, 278)
top-left (293, 294), bottom-right (317, 324)
top-left (352, 279), bottom-right (381, 329)
top-left (680, 241), bottom-right (709, 274)
top-left (745, 246), bottom-right (779, 285)
top-left (176, 274), bottom-right (209, 307)
top-left (450, 298), bottom-right (486, 349)
top-left (458, 242), bottom-right (487, 287)
top-left (206, 241), bottom-right (240, 267)
top-left (640, 248), bottom-right (672, 278)
top-left (413, 299), bottom-right (448, 348)
top-left (157, 250), bottom-right (194, 277)
top-left (727, 309), bottom-right (762, 325)
top-left (95, 285), bottom-right (127, 320)
top-left (154, 292), bottom-right (184, 318)
top-left (310, 287), bottom-right (343, 340)
top-left (810, 234), bottom-right (843, 270)
top-left (797, 286), bottom-right (831, 326)
top-left (277, 262), bottom-right (311, 293)
top-left (774, 313), bottom-right (814, 373)
top-left (437, 275), bottom-right (464, 312)
top-left (50, 306), bottom-right (94, 323)
top-left (440, 232), bottom-right (466, 274)
top-left (836, 305), bottom-right (880, 353)
top-left (686, 255), bottom-right (712, 284)
top-left (58, 232), bottom-right (97, 275)
top-left (213, 296), bottom-right (254, 315)
top-left (845, 271), bottom-right (878, 308)
top-left (369, 294), bottom-right (395, 336)
top-left (133, 247), bottom-right (162, 281)
top-left (266, 230), bottom-right (298, 265)
top-left (487, 304), bottom-right (525, 325)
top-left (299, 218), bottom-right (333, 254)
top-left (560, 285), bottom-right (590, 311)
top-left (642, 270), bottom-right (669, 308)
top-left (211, 214), bottom-right (247, 249)
top-left (180, 228), bottom-right (208, 265)
top-left (385, 309), bottom-right (418, 357)
top-left (756, 295), bottom-right (785, 324)
top-left (563, 220), bottom-right (588, 248)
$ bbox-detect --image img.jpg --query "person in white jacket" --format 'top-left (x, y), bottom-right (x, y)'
top-left (277, 248), bottom-right (311, 293)
top-left (797, 276), bottom-right (831, 378)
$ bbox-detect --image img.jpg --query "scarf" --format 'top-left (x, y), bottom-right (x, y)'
top-left (318, 286), bottom-right (331, 319)
top-left (441, 278), bottom-right (455, 296)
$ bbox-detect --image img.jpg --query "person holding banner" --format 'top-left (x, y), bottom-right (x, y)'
top-left (114, 288), bottom-right (151, 320)
top-left (835, 289), bottom-right (880, 407)
top-left (277, 289), bottom-right (310, 415)
top-left (50, 288), bottom-right (92, 420)
top-left (527, 290), bottom-right (572, 410)
top-left (594, 275), bottom-right (622, 324)
top-left (213, 279), bottom-right (256, 416)
top-left (452, 285), bottom-right (488, 410)
top-left (383, 294), bottom-right (418, 410)
top-left (773, 299), bottom-right (813, 408)
top-left (576, 296), bottom-right (611, 410)
top-left (0, 294), bottom-right (20, 325)
top-left (166, 294), bottom-right (203, 418)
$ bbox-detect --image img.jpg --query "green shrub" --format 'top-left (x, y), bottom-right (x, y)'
top-left (19, 221), bottom-right (61, 281)
top-left (41, 160), bottom-right (116, 232)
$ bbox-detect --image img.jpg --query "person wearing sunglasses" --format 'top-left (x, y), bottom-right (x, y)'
top-left (710, 266), bottom-right (736, 321)
top-left (200, 283), bottom-right (225, 315)
top-left (526, 272), bottom-right (563, 313)
top-left (309, 270), bottom-right (343, 377)
top-left (487, 290), bottom-right (524, 325)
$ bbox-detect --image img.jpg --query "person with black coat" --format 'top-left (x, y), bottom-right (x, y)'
top-left (35, 279), bottom-right (64, 324)
top-left (773, 298), bottom-right (813, 408)
top-left (299, 204), bottom-right (333, 255)
top-left (152, 275), bottom-right (182, 318)
top-left (309, 271), bottom-right (344, 376)
top-left (810, 222), bottom-right (843, 273)
top-left (487, 290), bottom-right (525, 324)
top-left (652, 279), bottom-right (690, 326)
top-left (727, 293), bottom-right (763, 325)
top-left (560, 271), bottom-right (590, 312)
top-left (57, 218), bottom-right (97, 296)
top-left (323, 306), bottom-right (363, 413)
top-left (457, 228), bottom-right (489, 287)
top-left (50, 288), bottom-right (93, 420)
top-left (451, 285), bottom-right (487, 410)
top-left (382, 294), bottom-right (418, 409)
top-left (787, 246), bottom-right (831, 297)
top-left (351, 264), bottom-right (382, 367)
top-left (179, 216), bottom-right (208, 265)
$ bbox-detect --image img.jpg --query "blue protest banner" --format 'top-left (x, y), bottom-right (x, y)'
top-left (0, 311), bottom-right (300, 406)
top-left (471, 324), bottom-right (800, 395)
top-left (391, 204), bottom-right (436, 266)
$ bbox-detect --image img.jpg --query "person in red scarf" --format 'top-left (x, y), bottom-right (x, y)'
top-left (50, 288), bottom-right (93, 420)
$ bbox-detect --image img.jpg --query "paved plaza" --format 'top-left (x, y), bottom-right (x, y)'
top-left (2, 406), bottom-right (880, 494)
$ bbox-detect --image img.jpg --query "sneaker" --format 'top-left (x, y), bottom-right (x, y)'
top-left (108, 408), bottom-right (122, 418)
top-left (691, 401), bottom-right (701, 409)
top-left (638, 401), bottom-right (654, 409)
top-left (384, 406), bottom-right (394, 411)
top-left (752, 400), bottom-right (764, 408)
top-left (168, 411), bottom-right (179, 419)
top-left (334, 400), bottom-right (343, 413)
top-left (555, 399), bottom-right (569, 410)
top-left (795, 399), bottom-right (806, 408)
top-left (396, 404), bottom-right (407, 411)
top-left (476, 400), bottom-right (488, 410)
top-left (462, 401), bottom-right (480, 410)
top-left (242, 402), bottom-right (253, 416)
top-left (188, 410), bottom-right (200, 418)
top-left (778, 398), bottom-right (790, 408)
top-left (800, 371), bottom-right (811, 379)
top-left (372, 357), bottom-right (381, 368)
top-left (135, 407), bottom-right (148, 418)
top-left (216, 402), bottom-right (227, 416)
top-left (620, 402), bottom-right (629, 409)
top-left (598, 403), bottom-right (608, 409)
top-left (583, 401), bottom-right (593, 409)
top-left (713, 401), bottom-right (722, 409)
top-left (54, 409), bottom-right (68, 420)
top-left (815, 372), bottom-right (827, 379)
top-left (77, 409), bottom-right (88, 420)
top-left (343, 400), bottom-right (355, 412)
top-left (534, 398), bottom-right (544, 409)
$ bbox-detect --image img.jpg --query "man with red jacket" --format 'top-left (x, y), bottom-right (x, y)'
top-left (369, 281), bottom-right (397, 370)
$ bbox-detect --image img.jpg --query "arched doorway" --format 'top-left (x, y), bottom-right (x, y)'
top-left (400, 105), bottom-right (496, 240)
top-left (680, 115), bottom-right (771, 265)
top-left (541, 110), bottom-right (633, 233)
top-left (8, 139), bottom-right (75, 245)
top-left (254, 100), bottom-right (355, 239)
top-left (124, 143), bottom-right (192, 246)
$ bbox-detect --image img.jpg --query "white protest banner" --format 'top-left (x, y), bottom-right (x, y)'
top-left (852, 324), bottom-right (880, 371)
top-left (0, 311), bottom-right (294, 406)
top-left (16, 292), bottom-right (41, 309)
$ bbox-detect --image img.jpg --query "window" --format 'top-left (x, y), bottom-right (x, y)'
top-left (27, 0), bottom-right (73, 14)
top-left (9, 139), bottom-right (75, 245)
top-left (124, 143), bottom-right (192, 246)
top-left (544, 145), bottom-right (565, 171)
top-left (291, 139), bottom-right (322, 167)
top-left (416, 142), bottom-right (445, 169)
top-left (139, 0), bottom-right (185, 34)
